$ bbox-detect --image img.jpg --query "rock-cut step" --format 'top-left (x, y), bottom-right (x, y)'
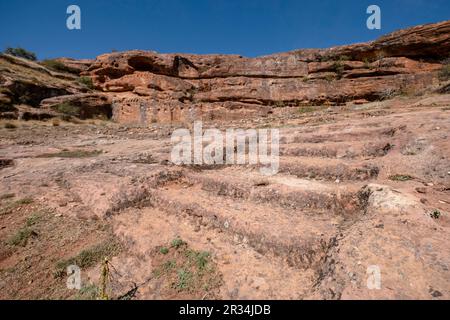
top-left (148, 182), bottom-right (342, 270)
top-left (277, 156), bottom-right (380, 181)
top-left (112, 206), bottom-right (317, 299)
top-left (184, 168), bottom-right (363, 215)
top-left (279, 126), bottom-right (399, 144)
top-left (280, 140), bottom-right (393, 159)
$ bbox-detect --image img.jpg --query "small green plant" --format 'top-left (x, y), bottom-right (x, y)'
top-left (25, 212), bottom-right (44, 227)
top-left (430, 210), bottom-right (441, 220)
top-left (153, 260), bottom-right (176, 277)
top-left (152, 240), bottom-right (222, 296)
top-left (175, 269), bottom-right (193, 290)
top-left (4, 47), bottom-right (37, 61)
top-left (52, 102), bottom-right (80, 117)
top-left (26, 214), bottom-right (41, 227)
top-left (54, 240), bottom-right (121, 278)
top-left (163, 260), bottom-right (177, 271)
top-left (332, 60), bottom-right (345, 79)
top-left (7, 227), bottom-right (37, 246)
top-left (77, 76), bottom-right (94, 89)
top-left (186, 250), bottom-right (211, 271)
top-left (75, 284), bottom-right (100, 300)
top-left (171, 237), bottom-right (187, 249)
top-left (159, 247), bottom-right (169, 255)
top-left (389, 174), bottom-right (414, 182)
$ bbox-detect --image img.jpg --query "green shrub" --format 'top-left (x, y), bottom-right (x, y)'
top-left (54, 240), bottom-right (121, 278)
top-left (430, 210), bottom-right (441, 220)
top-left (52, 102), bottom-right (80, 116)
top-left (332, 60), bottom-right (345, 79)
top-left (4, 47), bottom-right (37, 61)
top-left (171, 237), bottom-right (187, 249)
top-left (77, 76), bottom-right (94, 89)
top-left (389, 174), bottom-right (413, 182)
top-left (7, 227), bottom-right (37, 246)
top-left (159, 247), bottom-right (169, 255)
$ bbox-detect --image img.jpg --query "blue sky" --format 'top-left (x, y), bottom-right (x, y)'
top-left (0, 0), bottom-right (449, 59)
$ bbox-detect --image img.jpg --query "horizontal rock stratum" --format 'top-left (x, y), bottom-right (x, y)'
top-left (82, 20), bottom-right (450, 124)
top-left (0, 20), bottom-right (449, 124)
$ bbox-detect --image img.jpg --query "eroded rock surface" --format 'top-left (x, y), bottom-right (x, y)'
top-left (1, 94), bottom-right (450, 299)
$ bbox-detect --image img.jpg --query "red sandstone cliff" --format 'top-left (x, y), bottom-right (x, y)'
top-left (1, 20), bottom-right (449, 124)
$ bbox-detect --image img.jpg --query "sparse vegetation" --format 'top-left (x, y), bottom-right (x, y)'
top-left (298, 106), bottom-right (316, 114)
top-left (176, 269), bottom-right (193, 290)
top-left (152, 239), bottom-right (222, 295)
top-left (0, 197), bottom-right (33, 216)
top-left (52, 102), bottom-right (80, 117)
top-left (7, 227), bottom-right (37, 247)
top-left (389, 174), bottom-right (414, 182)
top-left (332, 58), bottom-right (346, 80)
top-left (430, 210), bottom-right (441, 219)
top-left (185, 250), bottom-right (211, 271)
top-left (75, 284), bottom-right (100, 300)
top-left (54, 240), bottom-right (121, 278)
top-left (77, 76), bottom-right (94, 89)
top-left (160, 247), bottom-right (169, 255)
top-left (4, 47), bottom-right (37, 61)
top-left (171, 237), bottom-right (187, 249)
top-left (26, 212), bottom-right (42, 227)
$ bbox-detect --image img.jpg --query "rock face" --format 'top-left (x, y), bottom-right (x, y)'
top-left (0, 54), bottom-right (90, 119)
top-left (85, 20), bottom-right (450, 125)
top-left (0, 20), bottom-right (449, 124)
top-left (40, 93), bottom-right (112, 120)
top-left (53, 57), bottom-right (94, 74)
